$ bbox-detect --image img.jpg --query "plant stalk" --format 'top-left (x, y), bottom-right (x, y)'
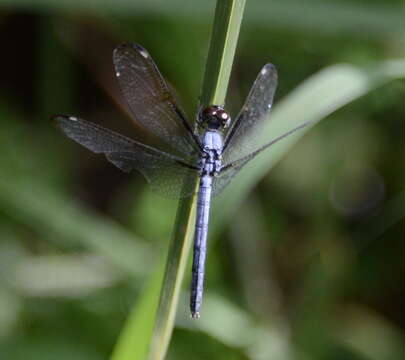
top-left (146, 0), bottom-right (246, 359)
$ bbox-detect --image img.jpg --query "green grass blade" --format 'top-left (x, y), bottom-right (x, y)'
top-left (145, 197), bottom-right (197, 360)
top-left (111, 265), bottom-right (164, 360)
top-left (200, 0), bottom-right (246, 106)
top-left (134, 1), bottom-right (247, 360)
top-left (0, 179), bottom-right (150, 277)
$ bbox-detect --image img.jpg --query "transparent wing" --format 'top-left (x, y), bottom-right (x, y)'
top-left (53, 115), bottom-right (199, 198)
top-left (222, 63), bottom-right (278, 164)
top-left (113, 43), bottom-right (200, 156)
top-left (106, 152), bottom-right (198, 197)
top-left (213, 121), bottom-right (312, 196)
top-left (212, 162), bottom-right (245, 197)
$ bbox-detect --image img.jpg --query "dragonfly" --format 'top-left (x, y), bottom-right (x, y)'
top-left (54, 43), bottom-right (308, 318)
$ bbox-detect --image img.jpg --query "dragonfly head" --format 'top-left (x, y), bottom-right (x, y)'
top-left (198, 105), bottom-right (231, 130)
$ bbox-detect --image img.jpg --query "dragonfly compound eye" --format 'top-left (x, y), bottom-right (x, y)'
top-left (200, 106), bottom-right (231, 129)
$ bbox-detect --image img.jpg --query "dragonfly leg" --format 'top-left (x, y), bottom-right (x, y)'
top-left (213, 151), bottom-right (222, 176)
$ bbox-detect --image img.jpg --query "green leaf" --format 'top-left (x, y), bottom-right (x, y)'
top-left (0, 177), bottom-right (151, 276)
top-left (111, 266), bottom-right (165, 360)
top-left (333, 305), bottom-right (405, 360)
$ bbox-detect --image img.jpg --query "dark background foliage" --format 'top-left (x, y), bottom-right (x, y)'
top-left (0, 1), bottom-right (405, 359)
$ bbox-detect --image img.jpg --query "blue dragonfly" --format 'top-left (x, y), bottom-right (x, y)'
top-left (54, 43), bottom-right (307, 318)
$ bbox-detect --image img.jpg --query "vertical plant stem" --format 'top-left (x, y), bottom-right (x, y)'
top-left (147, 196), bottom-right (197, 360)
top-left (201, 0), bottom-right (247, 107)
top-left (147, 1), bottom-right (246, 359)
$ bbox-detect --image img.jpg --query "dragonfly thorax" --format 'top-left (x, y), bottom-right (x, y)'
top-left (198, 105), bottom-right (231, 130)
top-left (200, 130), bottom-right (223, 176)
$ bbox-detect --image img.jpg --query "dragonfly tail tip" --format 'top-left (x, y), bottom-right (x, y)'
top-left (191, 311), bottom-right (200, 319)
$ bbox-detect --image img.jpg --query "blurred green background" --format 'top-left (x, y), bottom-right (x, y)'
top-left (1, 0), bottom-right (405, 359)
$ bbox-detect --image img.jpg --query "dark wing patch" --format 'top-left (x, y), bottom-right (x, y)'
top-left (113, 43), bottom-right (201, 156)
top-left (223, 64), bottom-right (278, 164)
